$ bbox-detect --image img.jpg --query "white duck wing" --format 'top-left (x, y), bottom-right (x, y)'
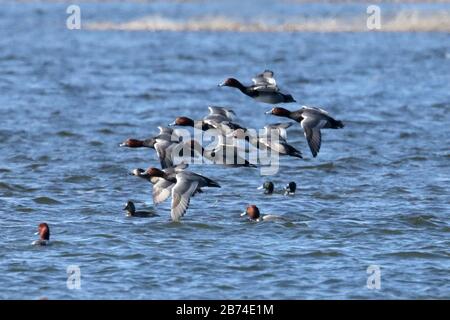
top-left (207, 106), bottom-right (235, 121)
top-left (252, 70), bottom-right (277, 87)
top-left (170, 174), bottom-right (199, 222)
top-left (263, 122), bottom-right (292, 141)
top-left (152, 178), bottom-right (174, 205)
top-left (302, 106), bottom-right (329, 116)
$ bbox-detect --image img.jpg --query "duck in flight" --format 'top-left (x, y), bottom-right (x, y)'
top-left (232, 123), bottom-right (302, 159)
top-left (219, 70), bottom-right (296, 104)
top-left (120, 126), bottom-right (184, 169)
top-left (131, 164), bottom-right (220, 222)
top-left (266, 106), bottom-right (344, 157)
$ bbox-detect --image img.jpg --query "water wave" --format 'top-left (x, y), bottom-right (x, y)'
top-left (86, 11), bottom-right (450, 32)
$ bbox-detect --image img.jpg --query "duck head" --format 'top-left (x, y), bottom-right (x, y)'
top-left (120, 138), bottom-right (155, 148)
top-left (145, 167), bottom-right (166, 178)
top-left (285, 181), bottom-right (296, 194)
top-left (130, 168), bottom-right (146, 177)
top-left (36, 223), bottom-right (50, 241)
top-left (258, 181), bottom-right (274, 194)
top-left (241, 205), bottom-right (261, 221)
top-left (169, 117), bottom-right (195, 127)
top-left (123, 201), bottom-right (136, 216)
top-left (265, 107), bottom-right (291, 117)
top-left (218, 78), bottom-right (244, 89)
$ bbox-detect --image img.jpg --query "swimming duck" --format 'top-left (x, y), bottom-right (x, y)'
top-left (257, 181), bottom-right (274, 194)
top-left (123, 200), bottom-right (158, 217)
top-left (219, 70), bottom-right (296, 104)
top-left (266, 106), bottom-right (344, 157)
top-left (284, 182), bottom-right (296, 195)
top-left (240, 205), bottom-right (282, 222)
top-left (132, 164), bottom-right (220, 221)
top-left (232, 123), bottom-right (302, 159)
top-left (32, 223), bottom-right (50, 246)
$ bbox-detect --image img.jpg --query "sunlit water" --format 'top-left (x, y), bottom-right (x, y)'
top-left (0, 1), bottom-right (449, 299)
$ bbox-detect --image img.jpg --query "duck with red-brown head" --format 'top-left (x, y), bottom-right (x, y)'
top-left (169, 117), bottom-right (195, 128)
top-left (32, 223), bottom-right (50, 246)
top-left (169, 116), bottom-right (215, 132)
top-left (218, 78), bottom-right (246, 92)
top-left (130, 164), bottom-right (220, 222)
top-left (145, 167), bottom-right (168, 178)
top-left (266, 105), bottom-right (344, 158)
top-left (240, 205), bottom-right (285, 222)
top-left (241, 205), bottom-right (261, 221)
top-left (119, 138), bottom-right (156, 149)
top-left (219, 70), bottom-right (296, 104)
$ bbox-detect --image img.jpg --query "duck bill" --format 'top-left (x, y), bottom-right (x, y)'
top-left (168, 121), bottom-right (176, 126)
top-left (264, 110), bottom-right (272, 115)
top-left (257, 185), bottom-right (264, 190)
top-left (240, 212), bottom-right (247, 217)
top-left (217, 82), bottom-right (225, 87)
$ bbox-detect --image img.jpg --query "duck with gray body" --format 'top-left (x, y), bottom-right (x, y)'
top-left (232, 122), bottom-right (302, 159)
top-left (170, 106), bottom-right (246, 136)
top-left (219, 70), bottom-right (296, 104)
top-left (186, 139), bottom-right (257, 168)
top-left (266, 106), bottom-right (344, 158)
top-left (240, 205), bottom-right (284, 222)
top-left (131, 164), bottom-right (220, 222)
top-left (119, 126), bottom-right (182, 169)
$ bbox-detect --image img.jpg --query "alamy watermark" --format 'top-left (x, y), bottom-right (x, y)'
top-left (367, 5), bottom-right (381, 30)
top-left (66, 5), bottom-right (81, 30)
top-left (164, 127), bottom-right (283, 176)
top-left (67, 265), bottom-right (81, 290)
top-left (366, 265), bottom-right (381, 290)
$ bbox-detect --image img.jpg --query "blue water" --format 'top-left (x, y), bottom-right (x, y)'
top-left (0, 1), bottom-right (449, 299)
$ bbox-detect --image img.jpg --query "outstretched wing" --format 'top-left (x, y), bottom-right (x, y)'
top-left (301, 117), bottom-right (322, 158)
top-left (252, 70), bottom-right (277, 87)
top-left (207, 106), bottom-right (236, 121)
top-left (263, 122), bottom-right (293, 141)
top-left (154, 140), bottom-right (174, 169)
top-left (152, 177), bottom-right (174, 205)
top-left (170, 174), bottom-right (198, 222)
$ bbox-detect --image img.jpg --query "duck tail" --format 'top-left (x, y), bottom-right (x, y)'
top-left (245, 161), bottom-right (258, 168)
top-left (286, 145), bottom-right (303, 159)
top-left (205, 177), bottom-right (221, 188)
top-left (291, 151), bottom-right (303, 159)
top-left (330, 118), bottom-right (344, 129)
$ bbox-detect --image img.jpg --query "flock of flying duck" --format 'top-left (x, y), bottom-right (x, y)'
top-left (33, 70), bottom-right (345, 244)
top-left (118, 70), bottom-right (345, 223)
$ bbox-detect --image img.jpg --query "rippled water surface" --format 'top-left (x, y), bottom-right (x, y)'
top-left (0, 1), bottom-right (449, 299)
